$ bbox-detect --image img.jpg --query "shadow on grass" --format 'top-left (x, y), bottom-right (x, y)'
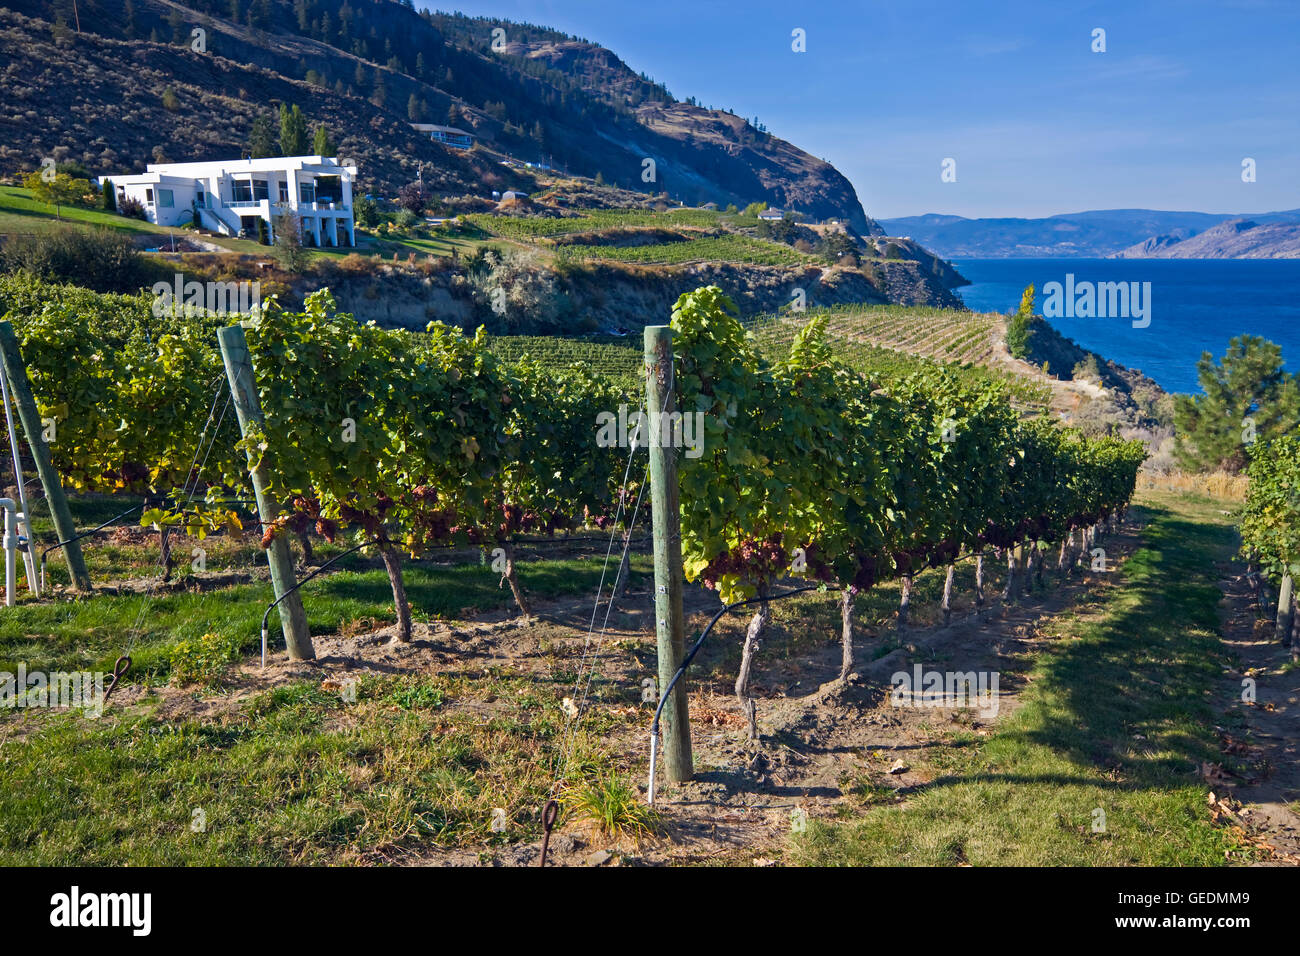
top-left (848, 503), bottom-right (1235, 803)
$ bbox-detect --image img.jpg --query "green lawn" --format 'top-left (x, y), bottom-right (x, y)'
top-left (0, 185), bottom-right (167, 237)
top-left (0, 185), bottom-right (282, 256)
top-left (792, 490), bottom-right (1251, 866)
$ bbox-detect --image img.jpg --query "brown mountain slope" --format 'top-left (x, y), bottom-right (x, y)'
top-left (1112, 218), bottom-right (1300, 259)
top-left (2, 0), bottom-right (876, 226)
top-left (0, 7), bottom-right (510, 199)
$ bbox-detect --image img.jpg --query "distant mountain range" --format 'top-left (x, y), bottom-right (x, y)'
top-left (877, 208), bottom-right (1300, 259)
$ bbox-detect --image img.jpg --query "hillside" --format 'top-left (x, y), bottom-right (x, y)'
top-left (1112, 218), bottom-right (1300, 259)
top-left (880, 208), bottom-right (1300, 258)
top-left (1, 1), bottom-right (873, 226)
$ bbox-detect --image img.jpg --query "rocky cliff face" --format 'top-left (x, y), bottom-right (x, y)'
top-left (321, 256), bottom-right (962, 335)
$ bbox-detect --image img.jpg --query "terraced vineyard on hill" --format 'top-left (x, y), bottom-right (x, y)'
top-left (483, 334), bottom-right (642, 382)
top-left (755, 303), bottom-right (1001, 365)
top-left (485, 304), bottom-right (1046, 408)
top-left (467, 209), bottom-right (810, 267)
top-left (552, 234), bottom-right (810, 267)
top-left (465, 209), bottom-right (726, 239)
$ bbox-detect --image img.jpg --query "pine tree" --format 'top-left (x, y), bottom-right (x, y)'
top-left (312, 124), bottom-right (335, 156)
top-left (279, 104), bottom-right (308, 156)
top-left (101, 178), bottom-right (116, 212)
top-left (248, 114), bottom-right (277, 158)
top-left (1174, 336), bottom-right (1300, 473)
top-left (167, 7), bottom-right (184, 43)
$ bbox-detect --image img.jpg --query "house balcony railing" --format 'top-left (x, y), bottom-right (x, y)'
top-left (217, 198), bottom-right (351, 215)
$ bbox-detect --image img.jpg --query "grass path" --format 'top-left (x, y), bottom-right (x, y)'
top-left (793, 491), bottom-right (1251, 865)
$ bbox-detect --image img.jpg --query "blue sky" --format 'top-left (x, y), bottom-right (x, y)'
top-left (426, 0), bottom-right (1300, 220)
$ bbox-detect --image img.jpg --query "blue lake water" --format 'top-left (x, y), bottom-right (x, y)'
top-left (951, 258), bottom-right (1300, 395)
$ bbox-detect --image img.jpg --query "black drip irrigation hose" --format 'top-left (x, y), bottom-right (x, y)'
top-left (647, 582), bottom-right (835, 804)
top-left (259, 539), bottom-right (378, 667)
top-left (644, 523), bottom-right (1126, 802)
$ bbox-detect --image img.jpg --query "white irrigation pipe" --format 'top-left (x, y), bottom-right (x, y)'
top-left (0, 498), bottom-right (17, 606)
top-left (0, 364), bottom-right (38, 596)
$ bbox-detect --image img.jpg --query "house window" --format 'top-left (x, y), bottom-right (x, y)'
top-left (145, 188), bottom-right (155, 204)
top-left (299, 182), bottom-right (316, 204)
top-left (231, 180), bottom-right (252, 203)
top-left (252, 179), bottom-right (269, 202)
top-left (278, 182), bottom-right (289, 203)
top-left (315, 175), bottom-right (341, 206)
top-left (157, 188), bottom-right (175, 208)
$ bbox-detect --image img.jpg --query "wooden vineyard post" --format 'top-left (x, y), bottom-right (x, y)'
top-left (217, 325), bottom-right (315, 661)
top-left (0, 321), bottom-right (92, 592)
top-left (645, 325), bottom-right (693, 784)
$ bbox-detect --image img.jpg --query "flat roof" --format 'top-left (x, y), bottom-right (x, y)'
top-left (410, 124), bottom-right (474, 136)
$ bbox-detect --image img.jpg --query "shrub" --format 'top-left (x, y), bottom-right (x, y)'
top-left (101, 178), bottom-right (116, 212)
top-left (466, 247), bottom-right (568, 330)
top-left (273, 209), bottom-right (307, 273)
top-left (1072, 354), bottom-right (1102, 382)
top-left (353, 195), bottom-right (380, 228)
top-left (0, 227), bottom-right (147, 293)
top-left (397, 180), bottom-right (429, 214)
top-left (169, 632), bottom-right (242, 687)
top-left (119, 196), bottom-right (146, 220)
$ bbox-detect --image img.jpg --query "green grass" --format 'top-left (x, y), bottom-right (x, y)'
top-left (0, 673), bottom-right (608, 864)
top-left (792, 491), bottom-right (1249, 866)
top-left (350, 228), bottom-right (497, 261)
top-left (0, 185), bottom-right (297, 257)
top-left (2, 492), bottom-right (649, 864)
top-left (1, 553), bottom-right (652, 685)
top-left (0, 186), bottom-right (167, 238)
top-left (562, 770), bottom-right (661, 841)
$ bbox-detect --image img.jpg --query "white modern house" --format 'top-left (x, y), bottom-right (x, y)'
top-left (100, 156), bottom-right (358, 247)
